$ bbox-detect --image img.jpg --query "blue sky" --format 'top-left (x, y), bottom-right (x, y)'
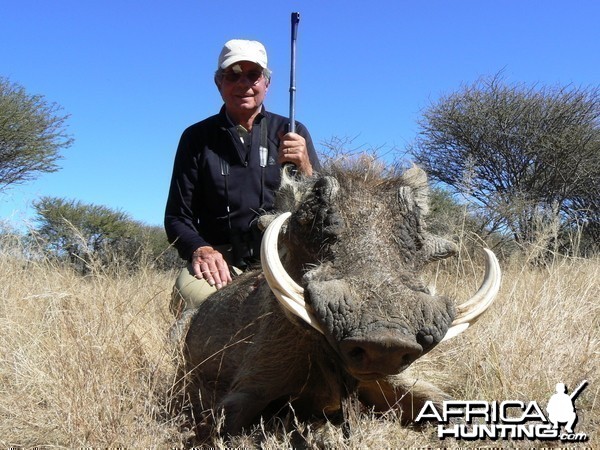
top-left (1, 0), bottom-right (598, 228)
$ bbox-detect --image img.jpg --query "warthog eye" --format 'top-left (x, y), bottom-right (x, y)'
top-left (347, 346), bottom-right (366, 362)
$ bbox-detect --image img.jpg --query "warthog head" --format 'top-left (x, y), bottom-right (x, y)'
top-left (261, 163), bottom-right (498, 379)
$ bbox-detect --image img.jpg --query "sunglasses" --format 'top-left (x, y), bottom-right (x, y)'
top-left (221, 69), bottom-right (264, 84)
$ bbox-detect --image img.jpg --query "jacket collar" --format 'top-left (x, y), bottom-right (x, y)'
top-left (218, 104), bottom-right (267, 130)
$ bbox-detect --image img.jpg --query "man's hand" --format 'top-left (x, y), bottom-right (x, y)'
top-left (278, 131), bottom-right (313, 176)
top-left (191, 246), bottom-right (232, 289)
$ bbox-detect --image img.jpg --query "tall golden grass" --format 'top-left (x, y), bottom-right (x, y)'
top-left (1, 235), bottom-right (598, 448)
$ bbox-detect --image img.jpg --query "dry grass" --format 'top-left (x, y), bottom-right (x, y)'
top-left (1, 235), bottom-right (598, 448)
top-left (0, 238), bottom-right (187, 447)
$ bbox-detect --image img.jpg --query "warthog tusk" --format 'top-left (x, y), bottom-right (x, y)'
top-left (261, 212), bottom-right (325, 334)
top-left (441, 248), bottom-right (501, 342)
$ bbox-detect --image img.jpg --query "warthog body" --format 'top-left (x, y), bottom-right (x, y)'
top-left (181, 162), bottom-right (500, 436)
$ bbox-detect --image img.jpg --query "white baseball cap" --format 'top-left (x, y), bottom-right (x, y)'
top-left (217, 39), bottom-right (268, 70)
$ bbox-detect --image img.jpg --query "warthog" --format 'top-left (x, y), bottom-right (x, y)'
top-left (180, 162), bottom-right (501, 436)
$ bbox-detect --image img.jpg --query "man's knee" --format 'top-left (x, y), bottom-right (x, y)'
top-left (169, 253), bottom-right (244, 318)
top-left (170, 265), bottom-right (217, 317)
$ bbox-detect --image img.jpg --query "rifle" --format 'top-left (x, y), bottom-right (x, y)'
top-left (569, 379), bottom-right (588, 401)
top-left (289, 12), bottom-right (300, 134)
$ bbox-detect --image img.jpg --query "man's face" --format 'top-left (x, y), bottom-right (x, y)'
top-left (217, 61), bottom-right (269, 118)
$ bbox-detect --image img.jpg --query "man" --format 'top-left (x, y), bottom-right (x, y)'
top-left (165, 39), bottom-right (320, 317)
top-left (546, 382), bottom-right (578, 433)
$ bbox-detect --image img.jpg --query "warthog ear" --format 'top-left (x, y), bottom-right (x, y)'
top-left (398, 166), bottom-right (457, 262)
top-left (398, 165), bottom-right (430, 216)
top-left (295, 176), bottom-right (343, 237)
top-left (312, 176), bottom-right (340, 204)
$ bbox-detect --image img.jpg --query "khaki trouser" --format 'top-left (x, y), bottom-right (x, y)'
top-left (169, 245), bottom-right (242, 318)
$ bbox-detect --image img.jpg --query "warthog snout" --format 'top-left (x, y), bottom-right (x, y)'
top-left (339, 333), bottom-right (423, 377)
